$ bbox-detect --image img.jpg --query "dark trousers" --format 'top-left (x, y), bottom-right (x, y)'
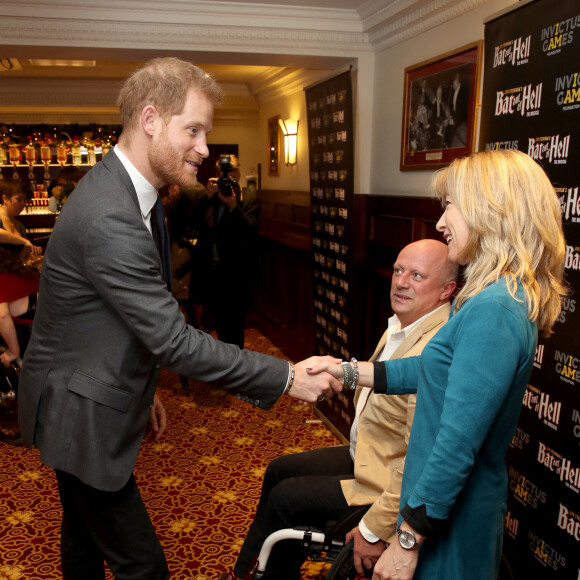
top-left (55, 470), bottom-right (169, 580)
top-left (233, 446), bottom-right (354, 580)
top-left (206, 266), bottom-right (247, 349)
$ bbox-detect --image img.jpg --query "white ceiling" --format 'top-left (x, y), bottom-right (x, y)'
top-left (0, 0), bottom-right (474, 122)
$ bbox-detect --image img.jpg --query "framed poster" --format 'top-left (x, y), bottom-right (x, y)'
top-left (400, 41), bottom-right (482, 170)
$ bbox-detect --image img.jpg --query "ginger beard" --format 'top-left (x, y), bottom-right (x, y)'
top-left (148, 124), bottom-right (200, 191)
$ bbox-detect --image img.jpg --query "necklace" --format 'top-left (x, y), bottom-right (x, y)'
top-left (0, 209), bottom-right (20, 235)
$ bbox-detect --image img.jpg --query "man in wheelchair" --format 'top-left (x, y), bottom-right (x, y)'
top-left (221, 240), bottom-right (457, 580)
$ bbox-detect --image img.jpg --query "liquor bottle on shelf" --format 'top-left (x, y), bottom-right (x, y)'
top-left (24, 140), bottom-right (36, 165)
top-left (40, 141), bottom-right (52, 188)
top-left (101, 137), bottom-right (111, 158)
top-left (86, 141), bottom-right (97, 166)
top-left (8, 144), bottom-right (21, 179)
top-left (0, 143), bottom-right (7, 166)
top-left (24, 138), bottom-right (38, 191)
top-left (57, 142), bottom-right (68, 167)
top-left (71, 137), bottom-right (82, 166)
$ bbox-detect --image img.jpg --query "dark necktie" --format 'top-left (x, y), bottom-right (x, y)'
top-left (152, 196), bottom-right (173, 292)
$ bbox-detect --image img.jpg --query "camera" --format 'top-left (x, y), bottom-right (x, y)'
top-left (217, 155), bottom-right (241, 197)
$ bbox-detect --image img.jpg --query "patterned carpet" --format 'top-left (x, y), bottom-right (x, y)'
top-left (0, 329), bottom-right (339, 580)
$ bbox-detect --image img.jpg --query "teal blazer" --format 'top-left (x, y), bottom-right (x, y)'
top-left (385, 279), bottom-right (537, 579)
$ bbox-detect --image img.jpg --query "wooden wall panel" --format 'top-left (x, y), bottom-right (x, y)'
top-left (252, 191), bottom-right (443, 362)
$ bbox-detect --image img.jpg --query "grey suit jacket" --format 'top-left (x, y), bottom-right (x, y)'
top-left (18, 151), bottom-right (288, 491)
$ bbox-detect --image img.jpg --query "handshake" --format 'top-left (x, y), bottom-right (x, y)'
top-left (285, 356), bottom-right (367, 405)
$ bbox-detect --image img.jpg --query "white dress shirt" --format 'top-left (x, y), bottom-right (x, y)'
top-left (113, 145), bottom-right (158, 233)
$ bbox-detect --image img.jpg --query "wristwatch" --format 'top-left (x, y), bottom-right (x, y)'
top-left (397, 527), bottom-right (419, 550)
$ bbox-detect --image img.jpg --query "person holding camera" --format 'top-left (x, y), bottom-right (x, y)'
top-left (190, 154), bottom-right (259, 348)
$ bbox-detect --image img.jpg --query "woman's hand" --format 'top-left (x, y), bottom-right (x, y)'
top-left (0, 349), bottom-right (19, 367)
top-left (29, 243), bottom-right (43, 257)
top-left (20, 240), bottom-right (42, 259)
top-left (371, 541), bottom-right (419, 580)
top-left (303, 358), bottom-right (343, 381)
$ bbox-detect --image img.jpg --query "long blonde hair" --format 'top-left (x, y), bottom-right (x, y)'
top-left (432, 149), bottom-right (566, 337)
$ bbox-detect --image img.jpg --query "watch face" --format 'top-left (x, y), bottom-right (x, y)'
top-left (398, 529), bottom-right (416, 549)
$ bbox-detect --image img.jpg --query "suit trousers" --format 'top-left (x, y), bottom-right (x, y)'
top-left (233, 446), bottom-right (354, 580)
top-left (207, 265), bottom-right (247, 349)
top-left (55, 470), bottom-right (169, 580)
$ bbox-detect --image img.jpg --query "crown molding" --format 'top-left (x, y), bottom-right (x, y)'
top-left (2, 0), bottom-right (363, 33)
top-left (1, 16), bottom-right (370, 59)
top-left (0, 0), bottom-right (492, 110)
top-left (366, 0), bottom-right (490, 50)
top-left (1, 0), bottom-right (487, 58)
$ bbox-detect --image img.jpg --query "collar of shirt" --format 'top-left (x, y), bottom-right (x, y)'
top-left (113, 145), bottom-right (158, 234)
top-left (378, 303), bottom-right (449, 362)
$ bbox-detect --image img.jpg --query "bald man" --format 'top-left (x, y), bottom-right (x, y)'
top-left (222, 240), bottom-right (458, 580)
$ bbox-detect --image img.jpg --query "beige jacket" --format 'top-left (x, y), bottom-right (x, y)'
top-left (340, 303), bottom-right (451, 543)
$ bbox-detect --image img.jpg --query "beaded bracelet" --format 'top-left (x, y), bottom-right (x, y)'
top-left (340, 359), bottom-right (358, 390)
top-left (350, 358), bottom-right (359, 390)
top-left (340, 361), bottom-right (354, 388)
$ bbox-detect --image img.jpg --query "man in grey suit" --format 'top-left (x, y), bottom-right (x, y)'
top-left (18, 57), bottom-right (341, 580)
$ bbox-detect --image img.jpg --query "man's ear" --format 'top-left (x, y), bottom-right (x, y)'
top-left (141, 105), bottom-right (160, 137)
top-left (441, 280), bottom-right (457, 301)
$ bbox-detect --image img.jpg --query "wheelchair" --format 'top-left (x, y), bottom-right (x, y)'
top-left (237, 503), bottom-right (515, 580)
top-left (239, 505), bottom-right (373, 580)
top-left (0, 311), bottom-right (32, 446)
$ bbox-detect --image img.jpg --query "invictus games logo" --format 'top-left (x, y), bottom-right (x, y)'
top-left (528, 530), bottom-right (567, 570)
top-left (556, 297), bottom-right (576, 324)
top-left (554, 72), bottom-right (580, 111)
top-left (495, 83), bottom-right (542, 117)
top-left (557, 502), bottom-right (580, 542)
top-left (493, 36), bottom-right (531, 67)
top-left (565, 245), bottom-right (580, 272)
top-left (484, 140), bottom-right (518, 151)
top-left (504, 511), bottom-right (519, 540)
top-left (541, 16), bottom-right (580, 56)
top-left (509, 466), bottom-right (547, 508)
top-left (554, 349), bottom-right (580, 385)
top-left (559, 186), bottom-right (580, 223)
top-left (527, 134), bottom-right (570, 164)
top-left (522, 384), bottom-right (562, 430)
top-left (573, 408), bottom-right (580, 441)
top-left (510, 426), bottom-right (530, 450)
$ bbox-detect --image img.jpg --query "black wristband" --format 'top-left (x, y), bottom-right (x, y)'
top-left (400, 503), bottom-right (442, 537)
top-left (373, 361), bottom-right (387, 394)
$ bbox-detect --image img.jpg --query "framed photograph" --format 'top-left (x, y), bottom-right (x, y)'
top-left (400, 41), bottom-right (482, 171)
top-left (267, 115), bottom-right (281, 176)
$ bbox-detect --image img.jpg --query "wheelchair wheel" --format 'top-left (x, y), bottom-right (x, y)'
top-left (326, 541), bottom-right (372, 580)
top-left (0, 354), bottom-right (23, 446)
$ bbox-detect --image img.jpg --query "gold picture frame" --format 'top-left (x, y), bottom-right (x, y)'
top-left (400, 41), bottom-right (482, 171)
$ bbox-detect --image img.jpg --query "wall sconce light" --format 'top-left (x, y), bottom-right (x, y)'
top-left (278, 118), bottom-right (299, 166)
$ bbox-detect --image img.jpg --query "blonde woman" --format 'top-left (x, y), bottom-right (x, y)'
top-left (309, 149), bottom-right (566, 579)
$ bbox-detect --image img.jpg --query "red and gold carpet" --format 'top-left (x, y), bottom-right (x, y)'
top-left (0, 329), bottom-right (339, 579)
